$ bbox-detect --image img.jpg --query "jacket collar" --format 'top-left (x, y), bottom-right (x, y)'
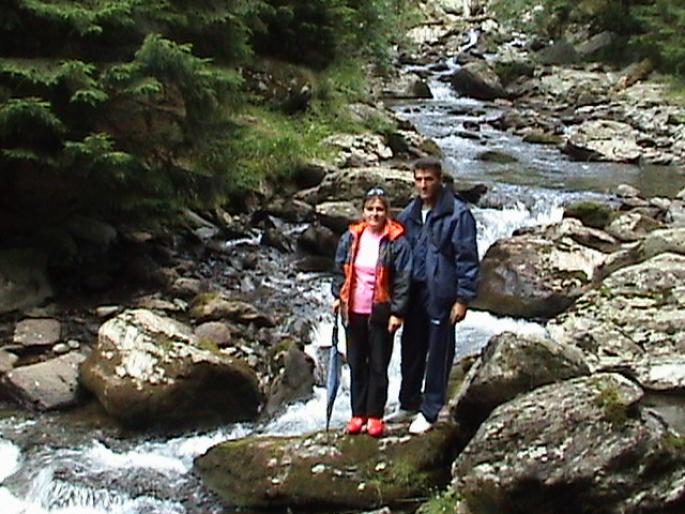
top-left (349, 219), bottom-right (405, 240)
top-left (408, 186), bottom-right (454, 222)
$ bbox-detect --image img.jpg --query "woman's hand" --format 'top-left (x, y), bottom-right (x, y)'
top-left (332, 299), bottom-right (340, 312)
top-left (388, 315), bottom-right (403, 333)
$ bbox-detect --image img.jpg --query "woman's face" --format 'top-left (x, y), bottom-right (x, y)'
top-left (363, 197), bottom-right (388, 231)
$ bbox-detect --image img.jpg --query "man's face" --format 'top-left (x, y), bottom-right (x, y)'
top-left (414, 167), bottom-right (441, 203)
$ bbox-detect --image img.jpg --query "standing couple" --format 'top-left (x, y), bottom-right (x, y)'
top-left (331, 157), bottom-right (480, 437)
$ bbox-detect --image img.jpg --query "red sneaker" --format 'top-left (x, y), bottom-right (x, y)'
top-left (346, 416), bottom-right (366, 434)
top-left (367, 417), bottom-right (384, 437)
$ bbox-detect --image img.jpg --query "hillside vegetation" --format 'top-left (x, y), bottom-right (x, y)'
top-left (0, 0), bottom-right (411, 235)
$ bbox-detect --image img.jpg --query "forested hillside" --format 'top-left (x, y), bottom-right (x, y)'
top-left (0, 0), bottom-right (409, 236)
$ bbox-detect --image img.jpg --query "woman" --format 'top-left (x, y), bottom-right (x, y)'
top-left (331, 186), bottom-right (412, 437)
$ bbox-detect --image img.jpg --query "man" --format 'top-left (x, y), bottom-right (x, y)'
top-left (396, 157), bottom-right (480, 434)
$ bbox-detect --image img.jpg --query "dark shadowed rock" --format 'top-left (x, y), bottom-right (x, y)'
top-left (563, 200), bottom-right (617, 229)
top-left (298, 224), bottom-right (339, 257)
top-left (80, 309), bottom-right (261, 429)
top-left (451, 332), bottom-right (589, 432)
top-left (452, 373), bottom-right (685, 514)
top-left (450, 61), bottom-right (507, 100)
top-left (263, 340), bottom-right (315, 417)
top-left (0, 249), bottom-right (53, 315)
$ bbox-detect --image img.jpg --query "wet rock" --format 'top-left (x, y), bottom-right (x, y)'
top-left (386, 130), bottom-right (443, 159)
top-left (292, 159), bottom-right (336, 189)
top-left (564, 120), bottom-right (642, 163)
top-left (263, 340), bottom-right (315, 418)
top-left (52, 343), bottom-right (70, 355)
top-left (80, 309), bottom-right (261, 429)
top-left (575, 31), bottom-right (615, 59)
top-left (605, 211), bottom-right (664, 242)
top-left (262, 198), bottom-right (314, 224)
top-left (298, 224), bottom-right (338, 257)
top-left (194, 321), bottom-right (233, 348)
top-left (473, 219), bottom-right (609, 318)
top-left (548, 253), bottom-right (685, 392)
top-left (615, 183), bottom-right (642, 199)
top-left (476, 150), bottom-right (517, 163)
top-left (381, 70), bottom-right (432, 100)
top-left (0, 349), bottom-right (18, 374)
top-left (261, 227), bottom-right (295, 253)
top-left (189, 293), bottom-right (275, 327)
top-left (452, 373), bottom-right (685, 514)
top-left (642, 228), bottom-right (685, 258)
top-left (563, 200), bottom-right (616, 229)
top-left (0, 249), bottom-right (53, 315)
top-left (195, 422), bottom-right (462, 511)
top-left (536, 39), bottom-right (579, 65)
top-left (170, 277), bottom-right (203, 299)
top-left (1, 352), bottom-right (86, 410)
top-left (316, 201), bottom-right (358, 234)
top-left (521, 130), bottom-right (563, 145)
top-left (451, 332), bottom-right (589, 433)
top-left (13, 318), bottom-right (61, 348)
top-left (95, 305), bottom-right (122, 318)
top-left (450, 61), bottom-right (507, 101)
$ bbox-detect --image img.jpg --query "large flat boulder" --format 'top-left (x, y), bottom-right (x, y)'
top-left (80, 309), bottom-right (261, 429)
top-left (1, 352), bottom-right (86, 410)
top-left (472, 219), bottom-right (610, 318)
top-left (314, 167), bottom-right (415, 207)
top-left (548, 253), bottom-right (685, 392)
top-left (452, 373), bottom-right (685, 514)
top-left (196, 423), bottom-right (462, 511)
top-left (450, 61), bottom-right (507, 101)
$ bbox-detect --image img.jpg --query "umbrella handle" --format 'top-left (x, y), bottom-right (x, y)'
top-left (332, 308), bottom-right (339, 348)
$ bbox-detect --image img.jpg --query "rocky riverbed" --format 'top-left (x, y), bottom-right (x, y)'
top-left (2, 1), bottom-right (685, 513)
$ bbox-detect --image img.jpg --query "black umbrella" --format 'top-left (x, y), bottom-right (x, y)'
top-left (325, 309), bottom-right (343, 431)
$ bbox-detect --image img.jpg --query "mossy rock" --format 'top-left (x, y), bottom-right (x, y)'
top-left (522, 131), bottom-right (563, 145)
top-left (493, 61), bottom-right (535, 87)
top-left (563, 200), bottom-right (616, 229)
top-left (476, 150), bottom-right (517, 164)
top-left (195, 422), bottom-right (462, 510)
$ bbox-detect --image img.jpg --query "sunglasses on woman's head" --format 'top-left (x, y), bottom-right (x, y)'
top-left (366, 187), bottom-right (386, 197)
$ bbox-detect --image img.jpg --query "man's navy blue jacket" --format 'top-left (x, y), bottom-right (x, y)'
top-left (397, 186), bottom-right (480, 319)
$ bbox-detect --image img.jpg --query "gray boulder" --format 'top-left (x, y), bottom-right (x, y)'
top-left (13, 318), bottom-right (61, 348)
top-left (80, 309), bottom-right (261, 429)
top-left (452, 373), bottom-right (685, 514)
top-left (564, 120), bottom-right (643, 163)
top-left (0, 249), bottom-right (53, 315)
top-left (262, 341), bottom-right (315, 418)
top-left (473, 219), bottom-right (610, 318)
top-left (450, 332), bottom-right (589, 432)
top-left (1, 352), bottom-right (86, 410)
top-left (548, 253), bottom-right (685, 392)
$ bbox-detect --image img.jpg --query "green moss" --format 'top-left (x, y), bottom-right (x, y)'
top-left (593, 381), bottom-right (629, 426)
top-left (416, 488), bottom-right (462, 514)
top-left (195, 337), bottom-right (220, 354)
top-left (563, 200), bottom-right (616, 229)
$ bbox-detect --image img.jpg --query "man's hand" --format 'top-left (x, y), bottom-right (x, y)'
top-left (388, 315), bottom-right (403, 333)
top-left (450, 301), bottom-right (468, 324)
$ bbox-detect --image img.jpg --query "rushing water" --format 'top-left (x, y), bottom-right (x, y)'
top-left (1, 58), bottom-right (680, 513)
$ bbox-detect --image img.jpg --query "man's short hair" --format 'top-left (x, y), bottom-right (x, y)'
top-left (412, 157), bottom-right (442, 176)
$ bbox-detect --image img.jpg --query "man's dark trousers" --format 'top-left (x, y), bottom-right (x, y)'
top-left (399, 283), bottom-right (456, 422)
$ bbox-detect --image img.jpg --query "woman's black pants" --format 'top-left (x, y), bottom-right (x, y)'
top-left (346, 313), bottom-right (394, 419)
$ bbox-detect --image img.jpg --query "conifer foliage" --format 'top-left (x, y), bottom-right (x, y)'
top-left (0, 0), bottom-right (406, 233)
